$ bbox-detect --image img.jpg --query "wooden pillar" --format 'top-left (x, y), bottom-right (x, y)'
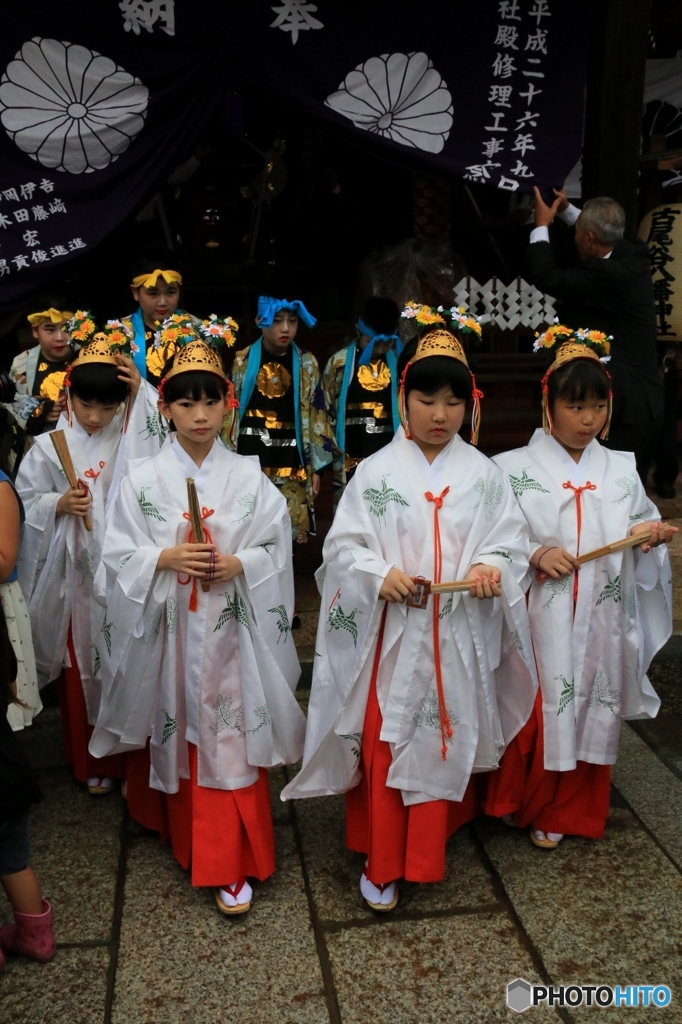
top-left (581, 0), bottom-right (649, 234)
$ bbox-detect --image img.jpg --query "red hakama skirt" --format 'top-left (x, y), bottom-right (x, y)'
top-left (128, 741), bottom-right (276, 887)
top-left (58, 630), bottom-right (126, 784)
top-left (345, 671), bottom-right (479, 884)
top-left (484, 690), bottom-right (611, 839)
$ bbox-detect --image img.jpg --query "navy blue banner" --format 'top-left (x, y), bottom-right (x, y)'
top-left (0, 1), bottom-right (591, 308)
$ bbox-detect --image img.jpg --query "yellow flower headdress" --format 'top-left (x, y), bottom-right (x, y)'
top-left (535, 323), bottom-right (613, 438)
top-left (63, 314), bottom-right (137, 429)
top-left (155, 314), bottom-right (240, 445)
top-left (398, 303), bottom-right (485, 445)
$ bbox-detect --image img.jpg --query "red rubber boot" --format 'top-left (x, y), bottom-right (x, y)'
top-left (0, 898), bottom-right (56, 962)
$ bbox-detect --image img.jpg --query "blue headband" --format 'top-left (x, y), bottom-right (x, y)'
top-left (356, 316), bottom-right (402, 366)
top-left (256, 296), bottom-right (316, 329)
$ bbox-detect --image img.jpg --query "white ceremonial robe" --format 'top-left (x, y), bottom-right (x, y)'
top-left (16, 381), bottom-right (166, 723)
top-left (493, 430), bottom-right (671, 771)
top-left (282, 429), bottom-right (538, 806)
top-left (89, 436), bottom-right (306, 794)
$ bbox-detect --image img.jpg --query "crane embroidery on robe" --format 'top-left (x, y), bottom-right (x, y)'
top-left (556, 675), bottom-right (574, 715)
top-left (214, 593), bottom-right (251, 634)
top-left (508, 468), bottom-right (550, 498)
top-left (542, 574), bottom-right (571, 608)
top-left (362, 477), bottom-right (409, 523)
top-left (138, 487), bottom-right (166, 521)
top-left (596, 572), bottom-right (621, 606)
top-left (101, 614), bottom-right (114, 656)
top-left (268, 605), bottom-right (290, 643)
top-left (161, 709), bottom-right (177, 744)
top-left (327, 605), bottom-right (362, 646)
top-left (339, 732), bottom-right (362, 764)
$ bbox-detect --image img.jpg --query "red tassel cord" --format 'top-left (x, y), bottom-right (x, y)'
top-left (425, 487), bottom-right (452, 760)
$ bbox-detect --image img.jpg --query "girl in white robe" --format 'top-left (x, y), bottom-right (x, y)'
top-left (283, 309), bottom-right (537, 911)
top-left (16, 317), bottom-right (168, 795)
top-left (485, 328), bottom-right (675, 848)
top-left (90, 325), bottom-right (306, 915)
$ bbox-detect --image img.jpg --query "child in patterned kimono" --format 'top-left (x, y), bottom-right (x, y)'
top-left (16, 314), bottom-right (167, 796)
top-left (485, 326), bottom-right (675, 849)
top-left (7, 299), bottom-right (76, 462)
top-left (221, 296), bottom-right (333, 544)
top-left (283, 305), bottom-right (537, 912)
top-left (322, 297), bottom-right (401, 508)
top-left (90, 319), bottom-right (305, 915)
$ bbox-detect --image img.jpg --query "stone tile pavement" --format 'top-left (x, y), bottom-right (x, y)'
top-left (2, 668), bottom-right (681, 1024)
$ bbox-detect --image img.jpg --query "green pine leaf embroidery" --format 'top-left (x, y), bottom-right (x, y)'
top-left (588, 669), bottom-right (621, 716)
top-left (439, 594), bottom-right (453, 619)
top-left (232, 493), bottom-right (256, 524)
top-left (166, 596), bottom-right (177, 634)
top-left (210, 694), bottom-right (245, 735)
top-left (75, 548), bottom-right (95, 582)
top-left (47, 548), bottom-right (67, 584)
top-left (327, 604), bottom-right (362, 646)
top-left (214, 592), bottom-right (251, 634)
top-left (542, 575), bottom-right (571, 608)
top-left (471, 478), bottom-right (504, 522)
top-left (247, 705), bottom-right (271, 735)
top-left (101, 615), bottom-right (114, 657)
top-left (362, 477), bottom-right (409, 523)
top-left (138, 487), bottom-right (167, 521)
top-left (413, 688), bottom-right (459, 744)
top-left (268, 604), bottom-right (290, 643)
top-left (613, 475), bottom-right (637, 504)
top-left (596, 572), bottom-right (621, 606)
top-left (161, 709), bottom-right (177, 744)
top-left (557, 675), bottom-right (574, 715)
top-left (92, 646), bottom-right (101, 677)
top-left (508, 468), bottom-right (550, 498)
top-left (511, 630), bottom-right (524, 654)
top-left (340, 732), bottom-right (362, 764)
top-left (629, 509), bottom-right (647, 521)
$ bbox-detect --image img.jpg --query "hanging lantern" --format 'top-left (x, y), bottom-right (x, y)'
top-left (638, 203), bottom-right (682, 340)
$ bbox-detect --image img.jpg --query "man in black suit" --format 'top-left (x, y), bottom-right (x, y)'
top-left (527, 188), bottom-right (664, 487)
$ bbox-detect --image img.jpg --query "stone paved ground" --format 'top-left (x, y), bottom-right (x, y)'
top-left (2, 486), bottom-right (682, 1023)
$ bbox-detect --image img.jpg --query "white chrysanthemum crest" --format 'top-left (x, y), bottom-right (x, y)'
top-left (0, 38), bottom-right (148, 174)
top-left (325, 52), bottom-right (453, 154)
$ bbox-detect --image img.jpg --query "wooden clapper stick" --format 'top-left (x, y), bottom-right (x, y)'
top-left (50, 429), bottom-right (92, 532)
top-left (186, 477), bottom-right (211, 593)
top-left (408, 530), bottom-right (658, 608)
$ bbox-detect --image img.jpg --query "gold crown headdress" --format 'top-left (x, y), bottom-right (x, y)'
top-left (63, 313), bottom-right (136, 429)
top-left (156, 314), bottom-right (240, 445)
top-left (398, 304), bottom-right (484, 444)
top-left (535, 323), bottom-right (613, 438)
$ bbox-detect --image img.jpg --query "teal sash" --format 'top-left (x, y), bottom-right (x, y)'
top-left (336, 343), bottom-right (400, 454)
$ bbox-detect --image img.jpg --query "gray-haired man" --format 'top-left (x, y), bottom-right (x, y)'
top-left (527, 188), bottom-right (664, 487)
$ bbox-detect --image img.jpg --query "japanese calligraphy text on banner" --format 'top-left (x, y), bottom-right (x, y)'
top-left (0, 1), bottom-right (591, 308)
